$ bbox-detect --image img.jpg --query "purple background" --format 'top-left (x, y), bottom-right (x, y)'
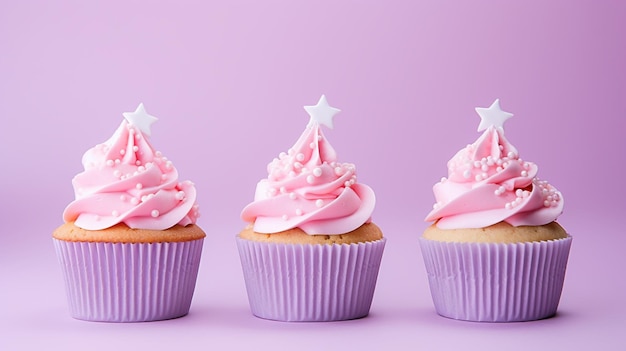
top-left (1, 1), bottom-right (625, 349)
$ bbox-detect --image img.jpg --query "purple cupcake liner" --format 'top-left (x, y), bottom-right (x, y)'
top-left (236, 237), bottom-right (386, 322)
top-left (419, 235), bottom-right (572, 322)
top-left (53, 238), bottom-right (204, 322)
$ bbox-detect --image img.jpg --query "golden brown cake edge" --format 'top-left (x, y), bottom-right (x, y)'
top-left (238, 222), bottom-right (383, 245)
top-left (53, 221), bottom-right (206, 243)
top-left (422, 221), bottom-right (568, 243)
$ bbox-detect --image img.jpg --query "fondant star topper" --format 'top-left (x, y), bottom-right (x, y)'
top-left (123, 103), bottom-right (158, 136)
top-left (304, 94), bottom-right (341, 129)
top-left (475, 99), bottom-right (513, 132)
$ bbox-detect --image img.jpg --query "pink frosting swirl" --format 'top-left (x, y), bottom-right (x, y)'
top-left (425, 126), bottom-right (563, 229)
top-left (241, 123), bottom-right (375, 235)
top-left (63, 120), bottom-right (199, 230)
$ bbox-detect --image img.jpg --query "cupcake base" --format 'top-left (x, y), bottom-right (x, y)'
top-left (419, 236), bottom-right (572, 322)
top-left (236, 237), bottom-right (386, 322)
top-left (53, 238), bottom-right (204, 322)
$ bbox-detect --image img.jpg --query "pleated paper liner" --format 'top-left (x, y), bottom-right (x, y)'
top-left (419, 235), bottom-right (572, 322)
top-left (53, 238), bottom-right (204, 322)
top-left (236, 237), bottom-right (386, 322)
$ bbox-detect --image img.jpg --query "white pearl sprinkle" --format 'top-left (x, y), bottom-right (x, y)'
top-left (130, 198), bottom-right (139, 205)
top-left (307, 175), bottom-right (315, 184)
top-left (282, 214), bottom-right (288, 221)
top-left (296, 153), bottom-right (305, 161)
top-left (106, 160), bottom-right (114, 167)
top-left (175, 191), bottom-right (185, 200)
top-left (309, 142), bottom-right (315, 149)
top-left (113, 170), bottom-right (122, 178)
top-left (136, 183), bottom-right (143, 189)
top-left (296, 209), bottom-right (303, 216)
top-left (521, 170), bottom-right (528, 177)
top-left (151, 210), bottom-right (159, 217)
top-left (120, 195), bottom-right (127, 201)
top-left (313, 168), bottom-right (322, 177)
top-left (463, 170), bottom-right (471, 179)
top-left (112, 210), bottom-right (119, 217)
top-left (316, 199), bottom-right (324, 208)
top-left (289, 192), bottom-right (297, 200)
top-left (120, 149), bottom-right (125, 155)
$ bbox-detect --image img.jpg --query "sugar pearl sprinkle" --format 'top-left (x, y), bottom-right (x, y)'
top-left (261, 127), bottom-right (362, 217)
top-left (447, 140), bottom-right (531, 185)
top-left (538, 179), bottom-right (561, 208)
top-left (436, 132), bottom-right (564, 214)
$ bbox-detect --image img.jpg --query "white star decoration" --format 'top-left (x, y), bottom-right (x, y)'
top-left (122, 103), bottom-right (158, 136)
top-left (475, 99), bottom-right (513, 132)
top-left (304, 94), bottom-right (341, 129)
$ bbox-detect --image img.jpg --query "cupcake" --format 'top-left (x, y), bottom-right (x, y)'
top-left (420, 99), bottom-right (572, 322)
top-left (53, 103), bottom-right (205, 322)
top-left (237, 95), bottom-right (386, 322)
